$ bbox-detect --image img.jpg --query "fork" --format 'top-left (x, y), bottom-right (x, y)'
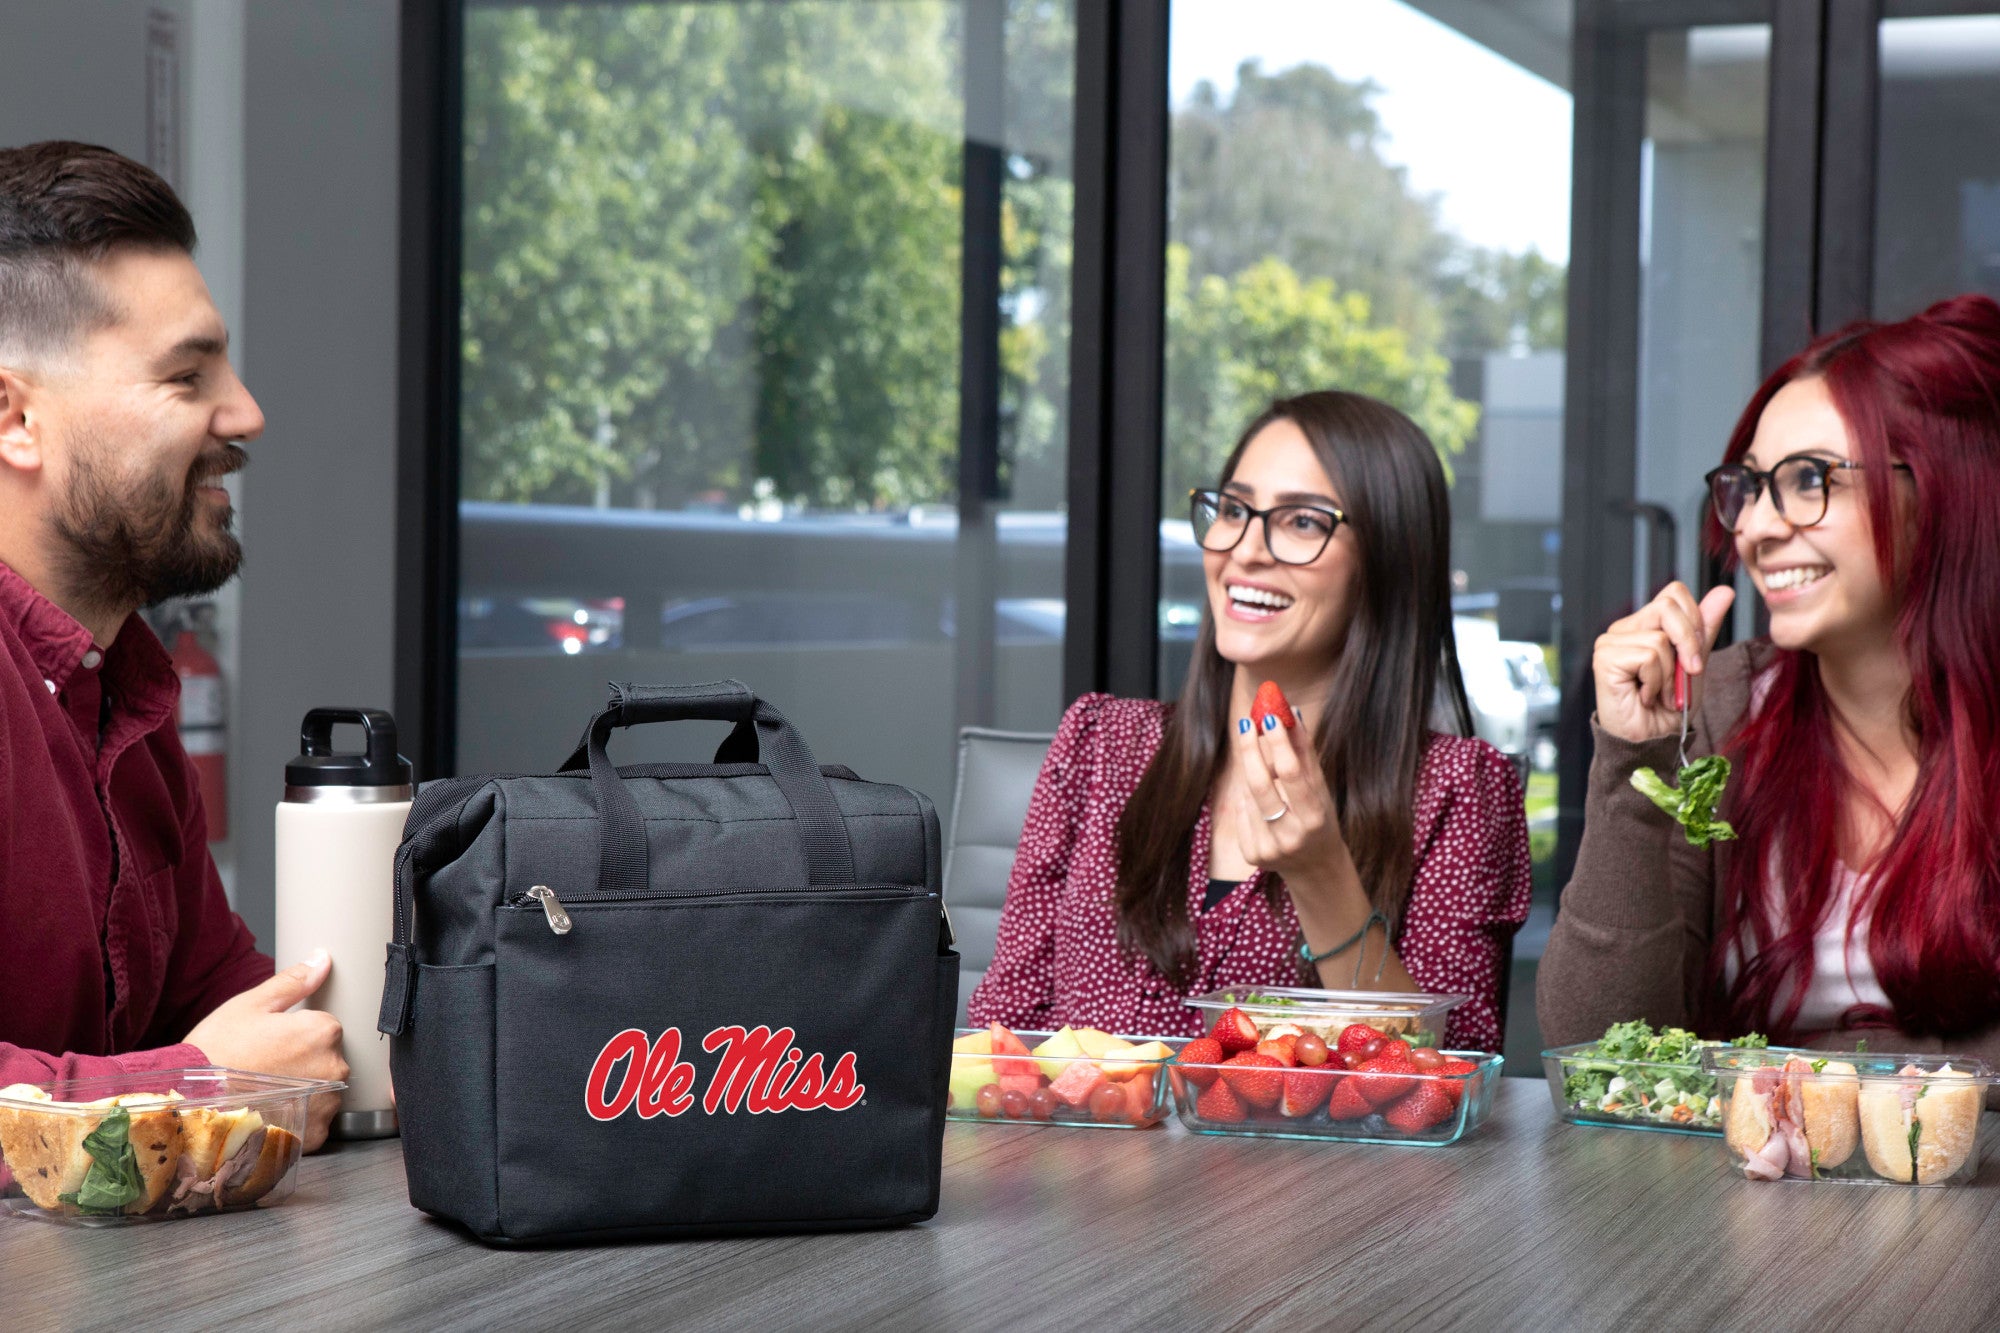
top-left (1674, 660), bottom-right (1691, 770)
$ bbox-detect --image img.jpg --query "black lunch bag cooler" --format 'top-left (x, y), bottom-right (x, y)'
top-left (377, 681), bottom-right (958, 1244)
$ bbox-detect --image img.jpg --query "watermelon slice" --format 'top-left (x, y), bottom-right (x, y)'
top-left (1048, 1059), bottom-right (1109, 1108)
top-left (988, 1023), bottom-right (1037, 1079)
top-left (1122, 1068), bottom-right (1160, 1122)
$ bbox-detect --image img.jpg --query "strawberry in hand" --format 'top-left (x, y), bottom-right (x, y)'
top-left (1252, 680), bottom-right (1298, 732)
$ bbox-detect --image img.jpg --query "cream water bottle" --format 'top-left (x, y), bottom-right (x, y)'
top-left (275, 707), bottom-right (413, 1139)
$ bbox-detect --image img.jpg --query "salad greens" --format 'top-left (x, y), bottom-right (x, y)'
top-left (55, 1106), bottom-right (145, 1215)
top-left (1632, 755), bottom-right (1737, 848)
top-left (1558, 1020), bottom-right (1769, 1131)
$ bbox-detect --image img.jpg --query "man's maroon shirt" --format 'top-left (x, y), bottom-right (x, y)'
top-left (0, 561), bottom-right (271, 1087)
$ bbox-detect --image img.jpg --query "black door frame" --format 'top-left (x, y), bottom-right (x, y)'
top-left (1554, 0), bottom-right (1898, 882)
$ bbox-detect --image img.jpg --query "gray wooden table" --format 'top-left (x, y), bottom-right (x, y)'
top-left (5, 1078), bottom-right (1997, 1332)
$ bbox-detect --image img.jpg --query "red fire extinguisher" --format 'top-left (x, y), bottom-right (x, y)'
top-left (171, 617), bottom-right (228, 842)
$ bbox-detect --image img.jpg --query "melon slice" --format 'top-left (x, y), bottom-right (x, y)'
top-left (1031, 1027), bottom-right (1087, 1081)
top-left (1102, 1039), bottom-right (1173, 1082)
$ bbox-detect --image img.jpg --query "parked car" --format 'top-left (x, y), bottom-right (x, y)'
top-left (1454, 616), bottom-right (1558, 767)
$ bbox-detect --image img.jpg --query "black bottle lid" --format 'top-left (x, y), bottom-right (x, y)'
top-left (285, 707), bottom-right (413, 789)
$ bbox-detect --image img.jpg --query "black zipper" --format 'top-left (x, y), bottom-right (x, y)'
top-left (506, 883), bottom-right (939, 936)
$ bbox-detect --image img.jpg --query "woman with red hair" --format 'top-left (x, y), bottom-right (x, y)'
top-left (1540, 294), bottom-right (2000, 1065)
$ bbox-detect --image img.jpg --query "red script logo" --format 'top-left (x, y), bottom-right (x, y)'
top-left (584, 1025), bottom-right (865, 1121)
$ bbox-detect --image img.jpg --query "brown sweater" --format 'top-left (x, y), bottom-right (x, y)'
top-left (1536, 639), bottom-right (2000, 1088)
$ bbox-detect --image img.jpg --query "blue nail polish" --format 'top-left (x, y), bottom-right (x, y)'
top-left (1263, 714), bottom-right (1278, 732)
top-left (1237, 718), bottom-right (1251, 735)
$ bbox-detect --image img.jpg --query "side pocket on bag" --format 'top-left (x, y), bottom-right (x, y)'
top-left (922, 948), bottom-right (961, 1219)
top-left (393, 963), bottom-right (499, 1238)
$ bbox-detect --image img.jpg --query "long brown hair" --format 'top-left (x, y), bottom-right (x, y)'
top-left (1114, 391), bottom-right (1473, 987)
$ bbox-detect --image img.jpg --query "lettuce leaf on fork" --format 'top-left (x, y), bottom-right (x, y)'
top-left (1631, 755), bottom-right (1737, 849)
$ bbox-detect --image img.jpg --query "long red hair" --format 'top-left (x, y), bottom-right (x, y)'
top-left (1703, 294), bottom-right (2000, 1040)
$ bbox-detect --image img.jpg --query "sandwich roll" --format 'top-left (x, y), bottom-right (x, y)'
top-left (1860, 1065), bottom-right (1982, 1185)
top-left (1723, 1067), bottom-right (1781, 1177)
top-left (0, 1086), bottom-right (92, 1211)
top-left (169, 1108), bottom-right (298, 1213)
top-left (1797, 1059), bottom-right (1860, 1172)
top-left (219, 1125), bottom-right (302, 1207)
top-left (1721, 1057), bottom-right (1861, 1179)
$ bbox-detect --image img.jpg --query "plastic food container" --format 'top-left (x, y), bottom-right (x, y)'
top-left (947, 1027), bottom-right (1183, 1128)
top-left (0, 1067), bottom-right (344, 1225)
top-left (1167, 1049), bottom-right (1501, 1145)
top-left (1703, 1049), bottom-right (1996, 1186)
top-left (1183, 986), bottom-right (1468, 1051)
top-left (1540, 1041), bottom-right (1802, 1136)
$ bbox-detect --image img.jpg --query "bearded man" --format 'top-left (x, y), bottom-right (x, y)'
top-left (0, 142), bottom-right (344, 1148)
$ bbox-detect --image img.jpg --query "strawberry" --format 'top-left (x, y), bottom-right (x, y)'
top-left (1354, 1055), bottom-right (1417, 1107)
top-left (1220, 1052), bottom-right (1284, 1109)
top-left (1384, 1082), bottom-right (1455, 1133)
top-left (1255, 1035), bottom-right (1298, 1067)
top-left (1336, 1023), bottom-right (1383, 1057)
top-left (1262, 1023), bottom-right (1305, 1041)
top-left (1252, 680), bottom-right (1297, 731)
top-left (1176, 1037), bottom-right (1225, 1089)
top-left (1210, 1007), bottom-right (1261, 1054)
top-left (1375, 1039), bottom-right (1414, 1066)
top-left (1278, 1066), bottom-right (1333, 1117)
top-left (1325, 1076), bottom-right (1373, 1121)
top-left (1195, 1077), bottom-right (1247, 1123)
top-left (1435, 1057), bottom-right (1480, 1108)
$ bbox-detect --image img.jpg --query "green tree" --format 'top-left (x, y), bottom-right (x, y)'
top-left (460, 7), bottom-right (756, 505)
top-left (1164, 245), bottom-right (1478, 503)
top-left (459, 1), bottom-right (1076, 514)
top-left (1172, 60), bottom-right (1455, 347)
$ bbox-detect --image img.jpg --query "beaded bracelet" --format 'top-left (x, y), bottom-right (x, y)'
top-left (1297, 909), bottom-right (1388, 975)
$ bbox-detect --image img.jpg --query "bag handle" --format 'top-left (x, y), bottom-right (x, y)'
top-left (560, 680), bottom-right (857, 894)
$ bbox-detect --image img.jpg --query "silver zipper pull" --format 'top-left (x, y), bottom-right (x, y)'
top-left (525, 885), bottom-right (572, 935)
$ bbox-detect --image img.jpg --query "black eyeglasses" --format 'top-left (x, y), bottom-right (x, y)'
top-left (1188, 489), bottom-right (1346, 565)
top-left (1704, 454), bottom-right (1912, 532)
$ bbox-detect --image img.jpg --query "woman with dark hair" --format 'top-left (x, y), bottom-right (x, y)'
top-left (967, 391), bottom-right (1533, 1051)
top-left (1540, 294), bottom-right (2000, 1066)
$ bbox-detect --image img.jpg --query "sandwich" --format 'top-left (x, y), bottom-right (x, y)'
top-left (0, 1085), bottom-right (300, 1217)
top-left (1858, 1064), bottom-right (1981, 1184)
top-left (1722, 1055), bottom-right (1860, 1180)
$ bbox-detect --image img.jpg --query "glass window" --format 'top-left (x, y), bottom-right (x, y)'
top-left (1161, 0), bottom-right (1571, 1059)
top-left (1634, 25), bottom-right (1770, 642)
top-left (1874, 14), bottom-right (2000, 315)
top-left (454, 2), bottom-right (1075, 819)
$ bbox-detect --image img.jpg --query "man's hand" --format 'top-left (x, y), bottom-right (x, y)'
top-left (184, 951), bottom-right (348, 1151)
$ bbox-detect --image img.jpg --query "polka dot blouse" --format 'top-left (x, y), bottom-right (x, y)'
top-left (965, 693), bottom-right (1533, 1052)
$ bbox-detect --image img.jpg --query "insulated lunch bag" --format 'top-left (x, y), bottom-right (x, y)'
top-left (377, 681), bottom-right (958, 1244)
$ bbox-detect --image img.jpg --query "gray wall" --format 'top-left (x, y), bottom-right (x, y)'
top-left (1, 3), bottom-right (403, 955)
top-left (237, 2), bottom-right (401, 950)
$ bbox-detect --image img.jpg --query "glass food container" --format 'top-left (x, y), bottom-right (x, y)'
top-left (0, 1067), bottom-right (344, 1226)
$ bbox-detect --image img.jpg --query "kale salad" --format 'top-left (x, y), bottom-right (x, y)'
top-left (1547, 1020), bottom-right (1770, 1133)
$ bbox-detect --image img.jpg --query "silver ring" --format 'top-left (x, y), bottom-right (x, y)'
top-left (1262, 804), bottom-right (1289, 823)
